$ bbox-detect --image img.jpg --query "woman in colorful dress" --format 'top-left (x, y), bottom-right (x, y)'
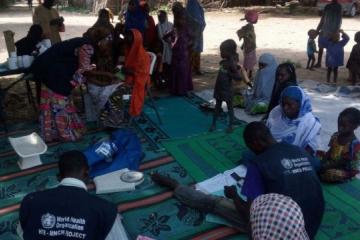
top-left (31, 28), bottom-right (111, 142)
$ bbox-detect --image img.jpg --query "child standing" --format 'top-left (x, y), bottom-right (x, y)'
top-left (320, 107), bottom-right (360, 183)
top-left (306, 29), bottom-right (318, 70)
top-left (209, 39), bottom-right (249, 133)
top-left (319, 30), bottom-right (349, 84)
top-left (346, 31), bottom-right (360, 85)
top-left (156, 10), bottom-right (173, 86)
top-left (236, 10), bottom-right (258, 79)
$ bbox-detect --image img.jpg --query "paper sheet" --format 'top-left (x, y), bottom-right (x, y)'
top-left (195, 165), bottom-right (247, 228)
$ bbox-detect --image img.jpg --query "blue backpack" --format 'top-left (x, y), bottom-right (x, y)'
top-left (83, 129), bottom-right (143, 178)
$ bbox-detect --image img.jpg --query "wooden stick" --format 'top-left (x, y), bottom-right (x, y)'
top-left (3, 30), bottom-right (15, 57)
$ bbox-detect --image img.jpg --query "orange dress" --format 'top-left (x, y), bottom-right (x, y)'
top-left (125, 29), bottom-right (150, 117)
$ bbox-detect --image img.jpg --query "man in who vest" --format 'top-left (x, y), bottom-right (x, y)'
top-left (151, 122), bottom-right (324, 239)
top-left (18, 150), bottom-right (129, 240)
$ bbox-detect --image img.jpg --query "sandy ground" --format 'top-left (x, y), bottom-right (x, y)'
top-left (0, 4), bottom-right (359, 120)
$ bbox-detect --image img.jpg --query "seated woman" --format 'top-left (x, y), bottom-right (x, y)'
top-left (320, 107), bottom-right (360, 183)
top-left (31, 28), bottom-right (111, 142)
top-left (238, 53), bottom-right (277, 115)
top-left (265, 62), bottom-right (298, 119)
top-left (266, 86), bottom-right (321, 155)
top-left (15, 24), bottom-right (43, 56)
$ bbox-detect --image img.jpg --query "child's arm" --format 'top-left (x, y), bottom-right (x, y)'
top-left (339, 30), bottom-right (350, 47)
top-left (236, 27), bottom-right (245, 41)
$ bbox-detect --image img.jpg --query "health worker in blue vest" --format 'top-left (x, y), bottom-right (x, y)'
top-left (18, 150), bottom-right (129, 240)
top-left (228, 121), bottom-right (324, 240)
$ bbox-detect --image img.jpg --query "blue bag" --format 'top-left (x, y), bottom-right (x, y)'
top-left (83, 129), bottom-right (143, 178)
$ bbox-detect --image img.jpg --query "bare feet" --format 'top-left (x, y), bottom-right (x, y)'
top-left (150, 173), bottom-right (179, 189)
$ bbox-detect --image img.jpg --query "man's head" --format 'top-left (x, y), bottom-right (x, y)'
top-left (243, 122), bottom-right (276, 155)
top-left (58, 150), bottom-right (89, 181)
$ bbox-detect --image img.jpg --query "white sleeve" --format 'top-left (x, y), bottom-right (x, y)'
top-left (105, 214), bottom-right (129, 240)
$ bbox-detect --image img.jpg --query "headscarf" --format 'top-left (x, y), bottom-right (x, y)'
top-left (186, 0), bottom-right (206, 29)
top-left (245, 10), bottom-right (258, 24)
top-left (92, 8), bottom-right (114, 34)
top-left (143, 4), bottom-right (157, 50)
top-left (267, 62), bottom-right (297, 114)
top-left (186, 0), bottom-right (205, 52)
top-left (250, 193), bottom-right (309, 240)
top-left (157, 13), bottom-right (173, 64)
top-left (172, 2), bottom-right (187, 29)
top-left (125, 29), bottom-right (150, 116)
top-left (248, 53), bottom-right (277, 108)
top-left (267, 86), bottom-right (321, 152)
top-left (125, 0), bottom-right (146, 33)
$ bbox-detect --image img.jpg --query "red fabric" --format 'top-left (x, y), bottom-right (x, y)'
top-left (245, 10), bottom-right (258, 24)
top-left (125, 29), bottom-right (150, 117)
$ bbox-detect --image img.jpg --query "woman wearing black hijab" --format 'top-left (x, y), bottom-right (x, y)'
top-left (265, 63), bottom-right (298, 118)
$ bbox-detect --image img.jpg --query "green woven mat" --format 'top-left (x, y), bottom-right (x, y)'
top-left (162, 126), bottom-right (248, 182)
top-left (162, 126), bottom-right (360, 239)
top-left (136, 95), bottom-right (243, 142)
top-left (317, 181), bottom-right (360, 240)
top-left (1, 104), bottom-right (360, 240)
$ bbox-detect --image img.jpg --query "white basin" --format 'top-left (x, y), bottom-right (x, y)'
top-left (9, 132), bottom-right (47, 169)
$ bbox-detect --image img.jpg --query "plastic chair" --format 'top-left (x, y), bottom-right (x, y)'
top-left (146, 52), bottom-right (162, 124)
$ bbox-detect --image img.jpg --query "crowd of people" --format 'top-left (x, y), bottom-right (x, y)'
top-left (11, 0), bottom-right (360, 239)
top-left (17, 0), bottom-right (208, 142)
